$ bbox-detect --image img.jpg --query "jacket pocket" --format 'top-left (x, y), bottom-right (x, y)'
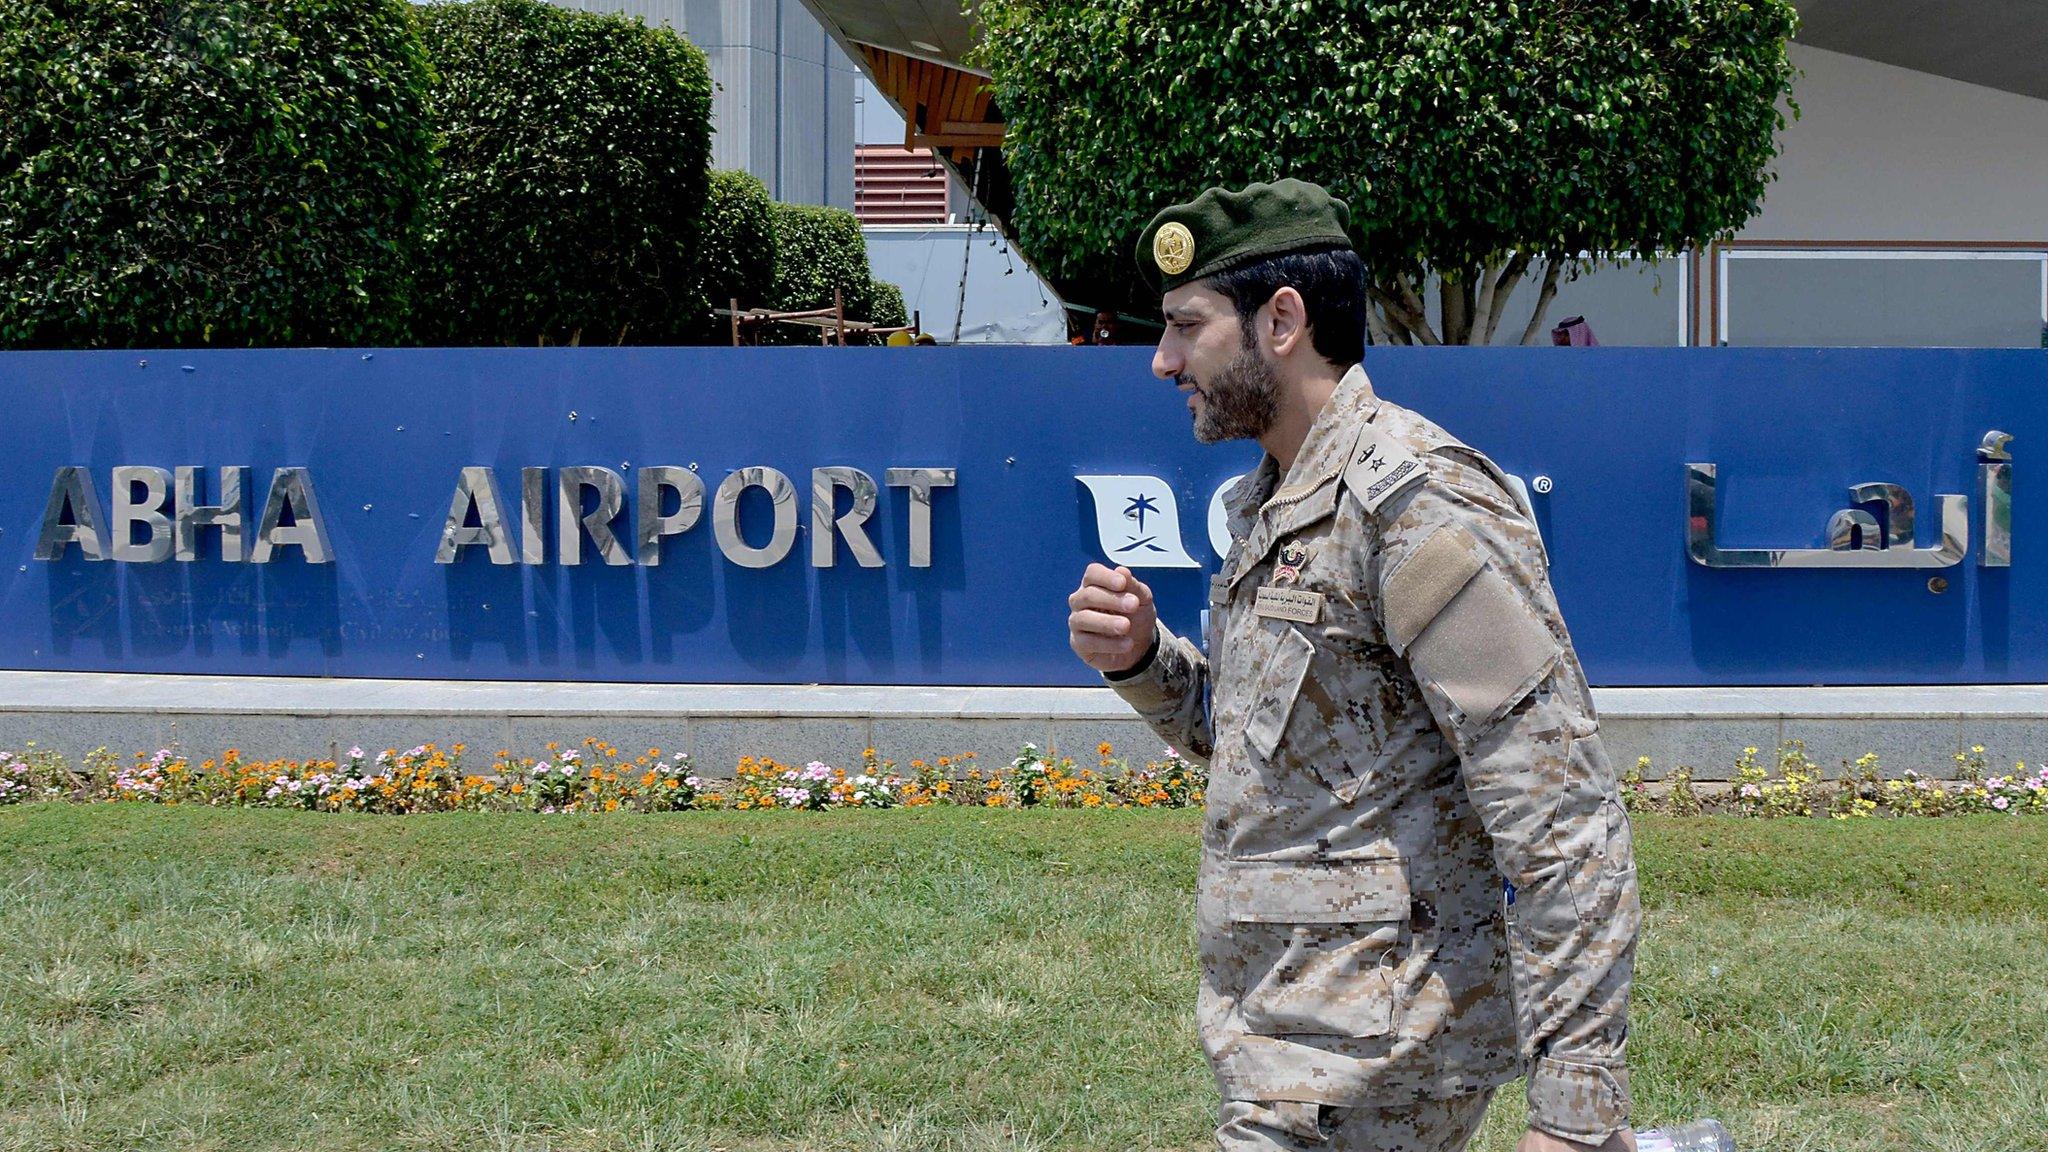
top-left (1222, 858), bottom-right (1410, 1039)
top-left (1244, 626), bottom-right (1314, 763)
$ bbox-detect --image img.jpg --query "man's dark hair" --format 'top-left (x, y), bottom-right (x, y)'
top-left (1205, 244), bottom-right (1367, 366)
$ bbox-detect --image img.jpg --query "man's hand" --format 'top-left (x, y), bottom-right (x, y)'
top-left (1516, 1128), bottom-right (1637, 1152)
top-left (1067, 563), bottom-right (1157, 674)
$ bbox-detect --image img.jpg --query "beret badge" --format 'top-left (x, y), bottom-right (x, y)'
top-left (1153, 222), bottom-right (1195, 276)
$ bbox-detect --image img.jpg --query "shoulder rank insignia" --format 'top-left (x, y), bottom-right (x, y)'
top-left (1343, 423), bottom-right (1427, 514)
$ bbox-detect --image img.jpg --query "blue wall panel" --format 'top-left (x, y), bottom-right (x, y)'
top-left (0, 346), bottom-right (2040, 686)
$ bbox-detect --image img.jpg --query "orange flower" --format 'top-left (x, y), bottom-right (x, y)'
top-left (1097, 742), bottom-right (1113, 756)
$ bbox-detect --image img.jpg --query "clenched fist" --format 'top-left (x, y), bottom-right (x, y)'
top-left (1067, 563), bottom-right (1158, 675)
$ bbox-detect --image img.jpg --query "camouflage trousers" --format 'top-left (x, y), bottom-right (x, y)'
top-left (1215, 1087), bottom-right (1496, 1152)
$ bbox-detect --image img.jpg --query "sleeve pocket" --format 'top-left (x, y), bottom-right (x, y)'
top-left (1407, 561), bottom-right (1559, 743)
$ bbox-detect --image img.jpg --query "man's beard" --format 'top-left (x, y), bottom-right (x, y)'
top-left (1181, 332), bottom-right (1280, 445)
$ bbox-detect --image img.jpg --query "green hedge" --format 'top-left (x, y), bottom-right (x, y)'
top-left (697, 169), bottom-right (777, 329)
top-left (0, 0), bottom-right (436, 348)
top-left (411, 0), bottom-right (711, 346)
top-left (762, 202), bottom-right (872, 345)
top-left (869, 279), bottom-right (908, 332)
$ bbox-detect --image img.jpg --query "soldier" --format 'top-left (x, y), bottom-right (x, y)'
top-left (1066, 179), bottom-right (1641, 1152)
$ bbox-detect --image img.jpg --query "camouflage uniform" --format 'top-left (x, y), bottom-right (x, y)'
top-left (1105, 362), bottom-right (1640, 1150)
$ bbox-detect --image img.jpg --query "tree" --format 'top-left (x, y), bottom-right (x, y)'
top-left (0, 0), bottom-right (435, 348)
top-left (411, 0), bottom-right (712, 346)
top-left (975, 0), bottom-right (1799, 344)
top-left (698, 170), bottom-right (778, 322)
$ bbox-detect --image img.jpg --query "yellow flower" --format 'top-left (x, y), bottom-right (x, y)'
top-left (1097, 742), bottom-right (1113, 756)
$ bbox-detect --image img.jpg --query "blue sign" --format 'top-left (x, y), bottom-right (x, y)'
top-left (1, 346), bottom-right (2040, 686)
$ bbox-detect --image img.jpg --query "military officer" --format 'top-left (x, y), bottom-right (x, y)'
top-left (1066, 179), bottom-right (1641, 1152)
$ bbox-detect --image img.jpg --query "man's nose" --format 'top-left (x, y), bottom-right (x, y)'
top-left (1152, 343), bottom-right (1180, 381)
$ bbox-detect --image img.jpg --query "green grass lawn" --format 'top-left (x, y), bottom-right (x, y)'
top-left (1, 806), bottom-right (2044, 1152)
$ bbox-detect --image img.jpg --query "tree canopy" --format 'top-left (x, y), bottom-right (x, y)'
top-left (976, 0), bottom-right (1800, 344)
top-left (0, 0), bottom-right (435, 347)
top-left (412, 0), bottom-right (712, 346)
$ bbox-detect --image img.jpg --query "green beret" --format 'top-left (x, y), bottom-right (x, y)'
top-left (1133, 178), bottom-right (1354, 295)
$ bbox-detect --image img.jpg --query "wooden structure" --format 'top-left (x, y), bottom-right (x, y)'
top-left (857, 45), bottom-right (1003, 164)
top-left (715, 291), bottom-right (923, 346)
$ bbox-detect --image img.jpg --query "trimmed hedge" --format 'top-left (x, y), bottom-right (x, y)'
top-left (697, 169), bottom-right (776, 328)
top-left (869, 278), bottom-right (908, 332)
top-left (411, 0), bottom-right (712, 346)
top-left (769, 203), bottom-right (874, 316)
top-left (763, 202), bottom-right (872, 344)
top-left (0, 0), bottom-right (435, 348)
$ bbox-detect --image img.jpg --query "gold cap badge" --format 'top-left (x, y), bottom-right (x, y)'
top-left (1153, 222), bottom-right (1194, 276)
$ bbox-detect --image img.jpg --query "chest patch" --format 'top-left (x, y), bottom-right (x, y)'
top-left (1254, 585), bottom-right (1324, 624)
top-left (1344, 424), bottom-right (1427, 514)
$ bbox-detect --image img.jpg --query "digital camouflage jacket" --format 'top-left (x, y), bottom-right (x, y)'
top-left (1105, 362), bottom-right (1641, 1145)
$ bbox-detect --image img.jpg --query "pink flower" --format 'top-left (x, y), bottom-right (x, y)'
top-left (1992, 796), bottom-right (2011, 811)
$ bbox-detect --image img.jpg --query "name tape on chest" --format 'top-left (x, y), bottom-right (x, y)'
top-left (1344, 424), bottom-right (1427, 514)
top-left (1254, 584), bottom-right (1324, 624)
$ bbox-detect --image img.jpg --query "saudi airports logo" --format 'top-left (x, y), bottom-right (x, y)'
top-left (1077, 469), bottom-right (1539, 568)
top-left (1076, 475), bottom-right (1242, 567)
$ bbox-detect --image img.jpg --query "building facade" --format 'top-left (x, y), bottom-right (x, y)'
top-left (548, 0), bottom-right (859, 210)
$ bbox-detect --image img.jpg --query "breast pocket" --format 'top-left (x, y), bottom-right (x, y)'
top-left (1244, 626), bottom-right (1314, 762)
top-left (1221, 858), bottom-right (1411, 1039)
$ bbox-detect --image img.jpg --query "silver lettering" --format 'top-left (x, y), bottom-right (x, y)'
top-left (174, 466), bottom-right (246, 562)
top-left (812, 466), bottom-right (882, 568)
top-left (249, 467), bottom-right (333, 564)
top-left (714, 466), bottom-right (798, 568)
top-left (110, 466), bottom-right (173, 563)
top-left (556, 466), bottom-right (631, 566)
top-left (436, 467), bottom-right (515, 565)
top-left (636, 466), bottom-right (704, 566)
top-left (884, 467), bottom-right (955, 568)
top-left (34, 466), bottom-right (107, 562)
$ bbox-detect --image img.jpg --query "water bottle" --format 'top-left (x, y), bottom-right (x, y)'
top-left (1636, 1119), bottom-right (1736, 1152)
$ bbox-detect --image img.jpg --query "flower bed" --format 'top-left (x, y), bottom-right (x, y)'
top-left (0, 740), bottom-right (1204, 814)
top-left (1622, 740), bottom-right (2048, 818)
top-left (4, 735), bottom-right (2043, 818)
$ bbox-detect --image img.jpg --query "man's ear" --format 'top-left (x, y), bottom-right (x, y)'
top-left (1265, 286), bottom-right (1310, 360)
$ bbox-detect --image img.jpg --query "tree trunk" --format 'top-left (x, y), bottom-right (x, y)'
top-left (1365, 253), bottom-right (1567, 347)
top-left (1477, 252), bottom-right (1530, 345)
top-left (1516, 260), bottom-right (1564, 345)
